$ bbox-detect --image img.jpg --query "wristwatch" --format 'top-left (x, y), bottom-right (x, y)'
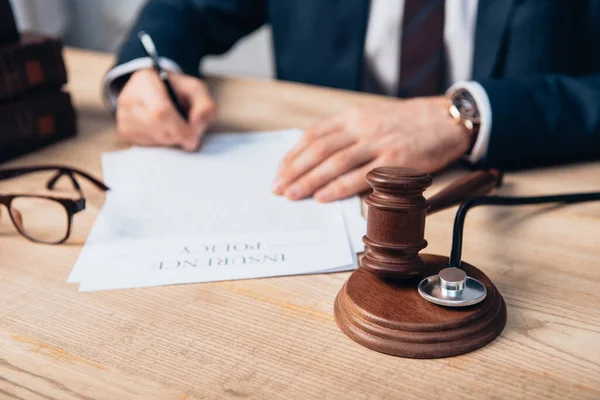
top-left (448, 87), bottom-right (480, 153)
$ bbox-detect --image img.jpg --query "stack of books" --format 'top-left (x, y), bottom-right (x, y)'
top-left (0, 0), bottom-right (77, 163)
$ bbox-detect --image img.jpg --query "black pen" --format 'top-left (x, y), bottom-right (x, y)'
top-left (138, 31), bottom-right (188, 120)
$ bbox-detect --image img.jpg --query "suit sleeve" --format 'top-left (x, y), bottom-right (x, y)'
top-left (116, 0), bottom-right (267, 76)
top-left (476, 74), bottom-right (600, 169)
top-left (475, 1), bottom-right (600, 170)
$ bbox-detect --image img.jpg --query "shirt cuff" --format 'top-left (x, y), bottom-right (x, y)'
top-left (102, 57), bottom-right (182, 112)
top-left (446, 81), bottom-right (492, 164)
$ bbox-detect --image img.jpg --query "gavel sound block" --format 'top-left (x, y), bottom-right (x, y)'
top-left (334, 167), bottom-right (506, 359)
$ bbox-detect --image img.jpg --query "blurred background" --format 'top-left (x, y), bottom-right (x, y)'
top-left (8, 0), bottom-right (274, 78)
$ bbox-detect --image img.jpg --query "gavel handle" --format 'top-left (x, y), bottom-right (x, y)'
top-left (426, 169), bottom-right (504, 215)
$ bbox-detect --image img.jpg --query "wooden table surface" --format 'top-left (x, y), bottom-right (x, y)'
top-left (1, 49), bottom-right (600, 400)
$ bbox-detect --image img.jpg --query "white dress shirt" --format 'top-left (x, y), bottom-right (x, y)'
top-left (363, 0), bottom-right (490, 163)
top-left (104, 0), bottom-right (491, 162)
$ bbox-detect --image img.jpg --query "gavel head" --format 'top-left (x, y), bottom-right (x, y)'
top-left (361, 167), bottom-right (433, 280)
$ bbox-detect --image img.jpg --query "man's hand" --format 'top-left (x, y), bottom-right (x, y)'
top-left (273, 96), bottom-right (472, 202)
top-left (116, 69), bottom-right (217, 151)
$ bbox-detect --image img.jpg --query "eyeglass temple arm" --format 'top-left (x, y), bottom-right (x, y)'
top-left (47, 170), bottom-right (83, 197)
top-left (46, 167), bottom-right (109, 192)
top-left (0, 165), bottom-right (109, 191)
top-left (0, 167), bottom-right (44, 180)
top-left (0, 165), bottom-right (109, 193)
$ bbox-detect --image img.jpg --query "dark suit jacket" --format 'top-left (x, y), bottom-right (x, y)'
top-left (117, 0), bottom-right (600, 169)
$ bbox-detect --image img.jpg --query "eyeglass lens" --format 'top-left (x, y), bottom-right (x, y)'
top-left (9, 197), bottom-right (70, 243)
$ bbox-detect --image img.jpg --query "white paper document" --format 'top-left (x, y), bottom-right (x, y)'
top-left (70, 130), bottom-right (366, 291)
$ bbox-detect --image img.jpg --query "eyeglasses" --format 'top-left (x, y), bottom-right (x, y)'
top-left (0, 165), bottom-right (109, 244)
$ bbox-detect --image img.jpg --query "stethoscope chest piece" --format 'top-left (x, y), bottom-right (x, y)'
top-left (418, 267), bottom-right (487, 307)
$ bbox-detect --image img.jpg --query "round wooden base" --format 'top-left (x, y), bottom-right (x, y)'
top-left (334, 254), bottom-right (506, 359)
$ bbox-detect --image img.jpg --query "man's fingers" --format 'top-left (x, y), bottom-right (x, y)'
top-left (145, 84), bottom-right (202, 149)
top-left (171, 75), bottom-right (216, 120)
top-left (117, 69), bottom-right (217, 150)
top-left (135, 93), bottom-right (187, 146)
top-left (282, 143), bottom-right (375, 200)
top-left (278, 113), bottom-right (346, 171)
top-left (314, 159), bottom-right (381, 203)
top-left (185, 99), bottom-right (216, 150)
top-left (307, 111), bottom-right (347, 138)
top-left (274, 132), bottom-right (355, 194)
top-left (117, 101), bottom-right (167, 146)
top-left (163, 111), bottom-right (195, 148)
top-left (171, 74), bottom-right (217, 150)
top-left (277, 134), bottom-right (313, 173)
top-left (139, 98), bottom-right (193, 148)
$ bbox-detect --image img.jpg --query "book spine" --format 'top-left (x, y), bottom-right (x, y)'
top-left (0, 0), bottom-right (19, 45)
top-left (0, 36), bottom-right (68, 101)
top-left (0, 91), bottom-right (77, 163)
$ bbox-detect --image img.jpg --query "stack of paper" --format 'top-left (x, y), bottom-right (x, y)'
top-left (69, 130), bottom-right (366, 291)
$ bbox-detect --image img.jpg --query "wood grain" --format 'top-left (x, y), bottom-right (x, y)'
top-left (1, 48), bottom-right (600, 399)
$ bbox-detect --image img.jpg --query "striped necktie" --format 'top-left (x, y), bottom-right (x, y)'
top-left (397, 0), bottom-right (445, 98)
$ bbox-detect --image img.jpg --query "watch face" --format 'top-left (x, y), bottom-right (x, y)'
top-left (453, 89), bottom-right (481, 124)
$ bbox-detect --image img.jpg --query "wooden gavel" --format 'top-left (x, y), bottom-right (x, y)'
top-left (362, 167), bottom-right (503, 279)
top-left (335, 167), bottom-right (507, 359)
